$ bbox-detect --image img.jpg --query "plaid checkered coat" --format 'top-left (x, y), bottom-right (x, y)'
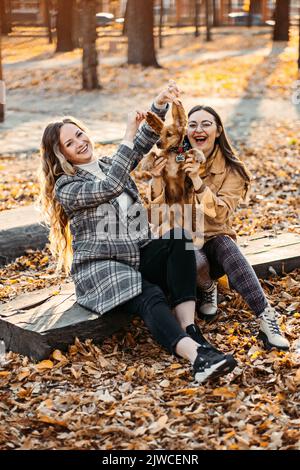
top-left (55, 104), bottom-right (167, 315)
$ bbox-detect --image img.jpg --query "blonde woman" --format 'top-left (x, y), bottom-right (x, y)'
top-left (39, 84), bottom-right (236, 384)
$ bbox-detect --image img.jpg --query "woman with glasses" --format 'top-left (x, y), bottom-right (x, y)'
top-left (148, 104), bottom-right (289, 352)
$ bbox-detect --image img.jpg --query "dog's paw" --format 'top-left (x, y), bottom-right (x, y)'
top-left (145, 111), bottom-right (164, 135)
top-left (185, 148), bottom-right (206, 164)
top-left (141, 151), bottom-right (156, 172)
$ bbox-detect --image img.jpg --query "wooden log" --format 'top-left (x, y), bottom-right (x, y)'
top-left (0, 206), bottom-right (49, 266)
top-left (239, 232), bottom-right (300, 278)
top-left (0, 283), bottom-right (134, 361)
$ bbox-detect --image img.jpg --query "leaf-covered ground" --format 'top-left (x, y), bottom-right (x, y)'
top-left (0, 261), bottom-right (300, 450)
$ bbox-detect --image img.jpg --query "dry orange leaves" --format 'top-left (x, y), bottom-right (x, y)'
top-left (0, 327), bottom-right (299, 450)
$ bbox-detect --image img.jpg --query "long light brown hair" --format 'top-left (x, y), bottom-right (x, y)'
top-left (38, 117), bottom-right (89, 274)
top-left (187, 105), bottom-right (252, 197)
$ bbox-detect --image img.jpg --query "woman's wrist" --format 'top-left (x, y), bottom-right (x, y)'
top-left (190, 175), bottom-right (202, 190)
top-left (153, 100), bottom-right (168, 109)
top-left (121, 139), bottom-right (134, 149)
top-left (123, 131), bottom-right (136, 142)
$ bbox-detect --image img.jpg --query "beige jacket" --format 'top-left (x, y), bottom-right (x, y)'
top-left (147, 146), bottom-right (249, 246)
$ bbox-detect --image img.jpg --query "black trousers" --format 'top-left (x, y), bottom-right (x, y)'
top-left (119, 229), bottom-right (197, 354)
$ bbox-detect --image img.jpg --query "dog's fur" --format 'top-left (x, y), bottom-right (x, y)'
top-left (143, 101), bottom-right (205, 206)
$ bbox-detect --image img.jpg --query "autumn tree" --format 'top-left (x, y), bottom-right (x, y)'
top-left (194, 0), bottom-right (200, 37)
top-left (72, 0), bottom-right (81, 48)
top-left (81, 0), bottom-right (100, 90)
top-left (159, 0), bottom-right (164, 49)
top-left (56, 0), bottom-right (75, 52)
top-left (127, 0), bottom-right (159, 67)
top-left (212, 0), bottom-right (220, 27)
top-left (0, 0), bottom-right (11, 35)
top-left (273, 0), bottom-right (290, 41)
top-left (205, 0), bottom-right (212, 42)
top-left (40, 0), bottom-right (53, 44)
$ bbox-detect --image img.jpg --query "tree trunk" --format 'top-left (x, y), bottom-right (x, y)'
top-left (56, 0), bottom-right (75, 52)
top-left (205, 0), bottom-right (211, 42)
top-left (127, 0), bottom-right (159, 67)
top-left (122, 0), bottom-right (128, 35)
top-left (273, 0), bottom-right (290, 41)
top-left (72, 0), bottom-right (81, 48)
top-left (42, 0), bottom-right (53, 44)
top-left (212, 0), bottom-right (219, 27)
top-left (159, 0), bottom-right (164, 49)
top-left (176, 0), bottom-right (183, 27)
top-left (194, 0), bottom-right (200, 37)
top-left (81, 0), bottom-right (100, 90)
top-left (0, 0), bottom-right (12, 34)
top-left (0, 16), bottom-right (5, 122)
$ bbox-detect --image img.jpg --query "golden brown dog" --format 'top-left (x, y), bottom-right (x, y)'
top-left (142, 101), bottom-right (205, 232)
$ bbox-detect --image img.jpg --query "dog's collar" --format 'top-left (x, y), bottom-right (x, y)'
top-left (169, 145), bottom-right (184, 154)
top-left (169, 145), bottom-right (186, 163)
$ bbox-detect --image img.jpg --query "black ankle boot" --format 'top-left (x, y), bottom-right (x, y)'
top-left (186, 323), bottom-right (219, 352)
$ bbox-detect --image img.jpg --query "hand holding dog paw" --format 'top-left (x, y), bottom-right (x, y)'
top-left (182, 155), bottom-right (202, 178)
top-left (154, 80), bottom-right (180, 107)
top-left (149, 156), bottom-right (167, 178)
top-left (185, 148), bottom-right (206, 165)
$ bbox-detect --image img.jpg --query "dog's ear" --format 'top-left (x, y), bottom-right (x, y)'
top-left (145, 111), bottom-right (164, 135)
top-left (172, 101), bottom-right (187, 129)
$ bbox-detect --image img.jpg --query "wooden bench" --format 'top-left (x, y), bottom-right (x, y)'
top-left (1, 231), bottom-right (300, 361)
top-left (0, 206), bottom-right (48, 266)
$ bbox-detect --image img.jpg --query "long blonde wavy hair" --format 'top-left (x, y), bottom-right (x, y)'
top-left (38, 117), bottom-right (90, 274)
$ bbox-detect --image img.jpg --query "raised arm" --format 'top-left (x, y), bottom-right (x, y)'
top-left (132, 81), bottom-right (181, 169)
top-left (55, 144), bottom-right (140, 212)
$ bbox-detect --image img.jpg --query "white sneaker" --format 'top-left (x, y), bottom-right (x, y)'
top-left (259, 305), bottom-right (290, 351)
top-left (198, 282), bottom-right (218, 318)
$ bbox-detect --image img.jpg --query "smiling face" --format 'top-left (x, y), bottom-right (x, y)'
top-left (59, 123), bottom-right (94, 164)
top-left (187, 109), bottom-right (222, 158)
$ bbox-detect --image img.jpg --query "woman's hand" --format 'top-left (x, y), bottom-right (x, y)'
top-left (182, 155), bottom-right (202, 179)
top-left (149, 156), bottom-right (167, 178)
top-left (123, 110), bottom-right (146, 141)
top-left (154, 80), bottom-right (180, 107)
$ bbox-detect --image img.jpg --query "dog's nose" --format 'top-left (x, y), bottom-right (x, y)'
top-left (157, 140), bottom-right (162, 149)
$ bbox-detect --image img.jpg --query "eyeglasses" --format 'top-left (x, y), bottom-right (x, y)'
top-left (188, 120), bottom-right (214, 131)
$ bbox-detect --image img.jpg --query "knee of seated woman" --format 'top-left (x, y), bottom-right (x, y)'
top-left (196, 258), bottom-right (211, 276)
top-left (141, 281), bottom-right (166, 304)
